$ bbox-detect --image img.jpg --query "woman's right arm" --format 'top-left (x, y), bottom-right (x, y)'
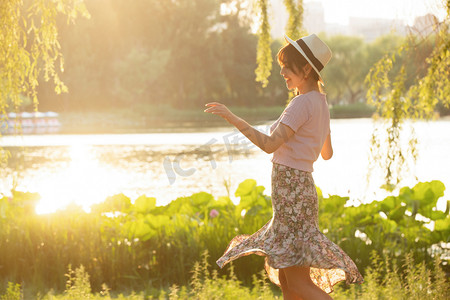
top-left (204, 102), bottom-right (294, 154)
top-left (321, 133), bottom-right (333, 160)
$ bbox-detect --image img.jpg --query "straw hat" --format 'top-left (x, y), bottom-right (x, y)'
top-left (284, 33), bottom-right (332, 84)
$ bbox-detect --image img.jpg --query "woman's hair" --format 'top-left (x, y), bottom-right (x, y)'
top-left (277, 43), bottom-right (322, 93)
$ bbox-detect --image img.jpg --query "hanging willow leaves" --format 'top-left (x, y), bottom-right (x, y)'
top-left (0, 0), bottom-right (88, 163)
top-left (281, 0), bottom-right (306, 103)
top-left (365, 1), bottom-right (450, 188)
top-left (0, 0), bottom-right (89, 119)
top-left (283, 0), bottom-right (305, 38)
top-left (254, 0), bottom-right (272, 87)
top-left (254, 0), bottom-right (306, 87)
top-left (407, 16), bottom-right (450, 118)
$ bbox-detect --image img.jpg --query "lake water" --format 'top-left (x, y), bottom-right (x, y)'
top-left (0, 118), bottom-right (449, 214)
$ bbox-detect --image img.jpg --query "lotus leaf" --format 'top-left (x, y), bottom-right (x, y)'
top-left (133, 195), bottom-right (156, 214)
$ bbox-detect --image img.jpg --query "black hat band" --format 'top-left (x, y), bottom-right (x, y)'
top-left (296, 39), bottom-right (324, 72)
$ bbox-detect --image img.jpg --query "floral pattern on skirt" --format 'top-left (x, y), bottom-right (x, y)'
top-left (216, 163), bottom-right (364, 293)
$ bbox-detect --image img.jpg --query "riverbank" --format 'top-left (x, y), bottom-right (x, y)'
top-left (6, 102), bottom-right (450, 135)
top-left (56, 103), bottom-right (376, 133)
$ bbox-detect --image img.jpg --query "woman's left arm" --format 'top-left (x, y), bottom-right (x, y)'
top-left (321, 133), bottom-right (333, 160)
top-left (204, 102), bottom-right (294, 154)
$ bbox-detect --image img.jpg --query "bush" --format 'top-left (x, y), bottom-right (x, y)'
top-left (0, 180), bottom-right (448, 296)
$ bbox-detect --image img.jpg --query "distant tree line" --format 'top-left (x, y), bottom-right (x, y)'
top-left (29, 0), bottom-right (435, 113)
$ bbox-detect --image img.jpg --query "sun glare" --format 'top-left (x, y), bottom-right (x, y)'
top-left (35, 144), bottom-right (112, 214)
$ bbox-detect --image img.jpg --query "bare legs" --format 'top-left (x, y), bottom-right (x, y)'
top-left (279, 269), bottom-right (303, 300)
top-left (279, 267), bottom-right (333, 300)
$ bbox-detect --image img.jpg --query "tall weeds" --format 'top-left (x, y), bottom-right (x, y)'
top-left (1, 251), bottom-right (447, 299)
top-left (333, 252), bottom-right (449, 300)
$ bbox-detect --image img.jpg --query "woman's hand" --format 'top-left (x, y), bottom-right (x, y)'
top-left (204, 102), bottom-right (239, 125)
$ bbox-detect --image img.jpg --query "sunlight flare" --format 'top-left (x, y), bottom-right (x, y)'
top-left (36, 144), bottom-right (113, 214)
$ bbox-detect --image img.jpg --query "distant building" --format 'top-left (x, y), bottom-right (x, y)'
top-left (269, 0), bottom-right (434, 41)
top-left (324, 23), bottom-right (350, 36)
top-left (348, 17), bottom-right (406, 42)
top-left (411, 14), bottom-right (439, 36)
top-left (269, 0), bottom-right (288, 38)
top-left (303, 1), bottom-right (325, 34)
top-left (270, 0), bottom-right (327, 38)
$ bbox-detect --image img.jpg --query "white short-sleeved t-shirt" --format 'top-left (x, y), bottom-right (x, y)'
top-left (270, 90), bottom-right (330, 172)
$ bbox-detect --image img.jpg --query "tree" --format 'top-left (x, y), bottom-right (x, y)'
top-left (49, 0), bottom-right (174, 110)
top-left (215, 11), bottom-right (259, 105)
top-left (0, 0), bottom-right (89, 111)
top-left (114, 47), bottom-right (171, 105)
top-left (321, 35), bottom-right (368, 104)
top-left (321, 34), bottom-right (405, 105)
top-left (37, 0), bottom-right (229, 110)
top-left (0, 0), bottom-right (89, 162)
top-left (365, 1), bottom-right (450, 188)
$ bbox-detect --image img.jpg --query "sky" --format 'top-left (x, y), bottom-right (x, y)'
top-left (306, 0), bottom-right (447, 26)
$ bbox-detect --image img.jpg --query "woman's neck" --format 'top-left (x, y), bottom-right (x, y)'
top-left (297, 80), bottom-right (320, 95)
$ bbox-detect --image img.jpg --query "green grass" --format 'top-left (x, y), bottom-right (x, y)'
top-left (2, 251), bottom-right (448, 300)
top-left (332, 252), bottom-right (449, 300)
top-left (1, 180), bottom-right (448, 298)
top-left (329, 102), bottom-right (376, 119)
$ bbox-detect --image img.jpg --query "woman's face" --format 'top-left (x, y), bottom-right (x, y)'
top-left (279, 63), bottom-right (305, 91)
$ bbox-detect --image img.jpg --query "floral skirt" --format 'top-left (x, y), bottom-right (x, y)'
top-left (216, 163), bottom-right (364, 293)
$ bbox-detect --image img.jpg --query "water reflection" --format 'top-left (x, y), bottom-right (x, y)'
top-left (36, 145), bottom-right (110, 213)
top-left (1, 119), bottom-right (449, 214)
top-left (2, 141), bottom-right (266, 214)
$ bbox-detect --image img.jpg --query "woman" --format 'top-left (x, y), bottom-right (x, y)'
top-left (204, 33), bottom-right (363, 300)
